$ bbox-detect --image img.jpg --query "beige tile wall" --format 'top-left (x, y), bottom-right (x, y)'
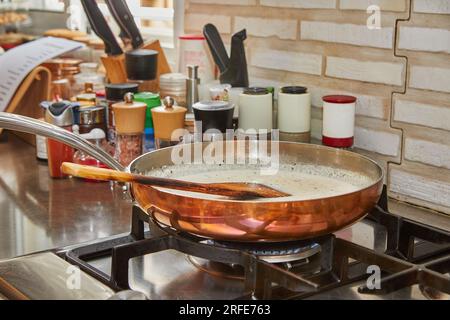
top-left (184, 0), bottom-right (450, 215)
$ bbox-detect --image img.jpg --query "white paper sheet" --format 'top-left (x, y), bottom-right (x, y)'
top-left (0, 37), bottom-right (84, 112)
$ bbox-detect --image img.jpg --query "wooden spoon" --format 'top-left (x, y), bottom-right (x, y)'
top-left (61, 162), bottom-right (291, 199)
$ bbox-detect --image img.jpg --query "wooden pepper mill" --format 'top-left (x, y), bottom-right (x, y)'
top-left (112, 93), bottom-right (147, 166)
top-left (151, 96), bottom-right (187, 149)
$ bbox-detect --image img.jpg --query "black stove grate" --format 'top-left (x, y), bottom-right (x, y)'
top-left (57, 186), bottom-right (450, 300)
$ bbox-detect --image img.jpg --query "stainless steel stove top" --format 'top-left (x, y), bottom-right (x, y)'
top-left (75, 216), bottom-right (449, 300)
top-left (0, 188), bottom-right (448, 300)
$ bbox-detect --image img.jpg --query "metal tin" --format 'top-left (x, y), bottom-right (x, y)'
top-left (322, 95), bottom-right (357, 148)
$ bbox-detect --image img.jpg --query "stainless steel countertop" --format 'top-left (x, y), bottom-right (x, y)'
top-left (0, 134), bottom-right (132, 260)
top-left (0, 133), bottom-right (448, 262)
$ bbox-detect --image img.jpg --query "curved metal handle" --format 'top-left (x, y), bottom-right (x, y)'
top-left (0, 112), bottom-right (124, 172)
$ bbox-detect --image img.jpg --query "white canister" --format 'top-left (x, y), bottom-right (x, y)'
top-left (278, 86), bottom-right (311, 134)
top-left (178, 35), bottom-right (215, 83)
top-left (239, 87), bottom-right (273, 131)
top-left (322, 95), bottom-right (357, 148)
top-left (227, 87), bottom-right (244, 118)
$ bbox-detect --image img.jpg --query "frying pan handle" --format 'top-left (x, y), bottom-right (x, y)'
top-left (0, 112), bottom-right (124, 172)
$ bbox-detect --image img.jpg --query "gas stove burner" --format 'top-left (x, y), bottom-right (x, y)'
top-left (205, 239), bottom-right (322, 264)
top-left (188, 238), bottom-right (323, 280)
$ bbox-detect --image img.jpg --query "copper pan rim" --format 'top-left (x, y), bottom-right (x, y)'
top-left (127, 141), bottom-right (384, 205)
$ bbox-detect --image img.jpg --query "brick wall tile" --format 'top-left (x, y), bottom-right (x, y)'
top-left (390, 166), bottom-right (450, 209)
top-left (326, 57), bottom-right (404, 86)
top-left (260, 0), bottom-right (336, 9)
top-left (340, 0), bottom-right (407, 12)
top-left (405, 137), bottom-right (450, 169)
top-left (301, 21), bottom-right (393, 49)
top-left (185, 13), bottom-right (231, 33)
top-left (414, 0), bottom-right (450, 14)
top-left (251, 48), bottom-right (323, 75)
top-left (399, 26), bottom-right (450, 54)
top-left (234, 16), bottom-right (297, 40)
top-left (410, 66), bottom-right (450, 93)
top-left (394, 99), bottom-right (450, 131)
top-left (189, 0), bottom-right (257, 5)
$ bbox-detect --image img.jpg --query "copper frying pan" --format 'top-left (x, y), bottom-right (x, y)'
top-left (0, 113), bottom-right (384, 242)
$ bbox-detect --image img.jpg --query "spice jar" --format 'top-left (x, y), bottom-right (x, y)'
top-left (152, 96), bottom-right (187, 149)
top-left (45, 101), bottom-right (75, 178)
top-left (73, 63), bottom-right (104, 95)
top-left (112, 93), bottom-right (147, 166)
top-left (95, 90), bottom-right (107, 107)
top-left (160, 73), bottom-right (187, 107)
top-left (43, 58), bottom-right (82, 99)
top-left (239, 87), bottom-right (273, 131)
top-left (278, 86), bottom-right (311, 143)
top-left (105, 83), bottom-right (139, 145)
top-left (75, 83), bottom-right (96, 107)
top-left (73, 127), bottom-right (109, 182)
top-left (75, 105), bottom-right (107, 135)
top-left (134, 92), bottom-right (161, 153)
top-left (322, 95), bottom-right (357, 148)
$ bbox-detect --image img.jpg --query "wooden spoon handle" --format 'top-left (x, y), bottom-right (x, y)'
top-left (61, 162), bottom-right (135, 183)
top-left (61, 162), bottom-right (289, 199)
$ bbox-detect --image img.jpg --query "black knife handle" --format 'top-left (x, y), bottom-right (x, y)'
top-left (203, 23), bottom-right (230, 73)
top-left (105, 0), bottom-right (144, 49)
top-left (80, 0), bottom-right (123, 56)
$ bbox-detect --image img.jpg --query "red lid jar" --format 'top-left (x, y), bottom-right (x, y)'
top-left (322, 95), bottom-right (357, 148)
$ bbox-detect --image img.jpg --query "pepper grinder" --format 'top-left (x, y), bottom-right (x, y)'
top-left (151, 96), bottom-right (188, 149)
top-left (112, 93), bottom-right (147, 166)
top-left (186, 65), bottom-right (200, 113)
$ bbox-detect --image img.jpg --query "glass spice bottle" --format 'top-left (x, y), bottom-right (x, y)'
top-left (112, 93), bottom-right (147, 167)
top-left (105, 83), bottom-right (140, 148)
top-left (134, 92), bottom-right (161, 153)
top-left (73, 127), bottom-right (109, 182)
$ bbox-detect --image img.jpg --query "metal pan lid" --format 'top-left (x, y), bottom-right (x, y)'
top-left (243, 87), bottom-right (269, 95)
top-left (323, 95), bottom-right (357, 104)
top-left (76, 105), bottom-right (106, 125)
top-left (281, 86), bottom-right (308, 94)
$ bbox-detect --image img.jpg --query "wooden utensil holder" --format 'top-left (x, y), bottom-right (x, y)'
top-left (101, 39), bottom-right (171, 92)
top-left (0, 66), bottom-right (51, 145)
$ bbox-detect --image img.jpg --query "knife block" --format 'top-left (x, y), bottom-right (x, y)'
top-left (0, 66), bottom-right (51, 145)
top-left (101, 40), bottom-right (171, 92)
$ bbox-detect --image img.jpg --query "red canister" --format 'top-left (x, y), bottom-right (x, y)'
top-left (322, 95), bottom-right (357, 148)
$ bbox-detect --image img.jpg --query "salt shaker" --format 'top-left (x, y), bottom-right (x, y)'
top-left (151, 96), bottom-right (187, 149)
